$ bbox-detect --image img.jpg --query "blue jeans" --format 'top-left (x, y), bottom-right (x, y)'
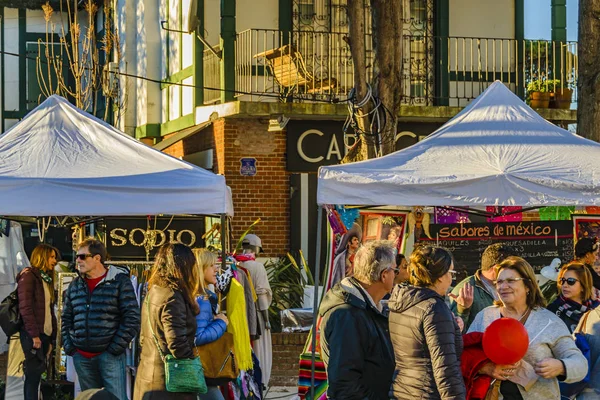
top-left (73, 351), bottom-right (128, 399)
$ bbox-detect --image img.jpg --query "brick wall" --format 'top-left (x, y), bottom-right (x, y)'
top-left (270, 332), bottom-right (308, 387)
top-left (215, 118), bottom-right (290, 257)
top-left (162, 117), bottom-right (290, 258)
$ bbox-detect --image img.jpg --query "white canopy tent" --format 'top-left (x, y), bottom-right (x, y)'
top-left (0, 95), bottom-right (233, 216)
top-left (318, 81), bottom-right (600, 207)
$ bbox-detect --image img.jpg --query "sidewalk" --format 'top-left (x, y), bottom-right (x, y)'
top-left (264, 386), bottom-right (299, 400)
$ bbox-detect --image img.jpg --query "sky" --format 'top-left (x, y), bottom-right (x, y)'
top-left (524, 0), bottom-right (578, 42)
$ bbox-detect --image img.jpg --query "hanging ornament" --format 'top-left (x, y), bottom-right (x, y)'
top-left (325, 205), bottom-right (347, 236)
top-left (486, 206), bottom-right (523, 222)
top-left (407, 206), bottom-right (432, 240)
top-left (336, 205), bottom-right (360, 230)
top-left (434, 207), bottom-right (470, 224)
top-left (539, 206), bottom-right (575, 221)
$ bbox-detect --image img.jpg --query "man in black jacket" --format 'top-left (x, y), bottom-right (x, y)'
top-left (62, 239), bottom-right (140, 399)
top-left (319, 240), bottom-right (396, 400)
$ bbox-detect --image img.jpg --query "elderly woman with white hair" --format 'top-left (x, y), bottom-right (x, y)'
top-left (319, 240), bottom-right (396, 400)
top-left (388, 245), bottom-right (467, 400)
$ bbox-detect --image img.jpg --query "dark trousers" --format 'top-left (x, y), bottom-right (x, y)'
top-left (19, 330), bottom-right (51, 400)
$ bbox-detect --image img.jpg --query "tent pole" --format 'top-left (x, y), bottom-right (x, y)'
top-left (310, 205), bottom-right (323, 399)
top-left (221, 214), bottom-right (227, 272)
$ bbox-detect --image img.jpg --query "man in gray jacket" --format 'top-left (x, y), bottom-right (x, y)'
top-left (449, 243), bottom-right (515, 331)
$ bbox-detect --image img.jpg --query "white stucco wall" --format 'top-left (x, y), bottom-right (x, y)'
top-left (204, 0), bottom-right (220, 47)
top-left (25, 8), bottom-right (68, 35)
top-left (4, 8), bottom-right (19, 112)
top-left (237, 0), bottom-right (278, 32)
top-left (450, 0), bottom-right (515, 39)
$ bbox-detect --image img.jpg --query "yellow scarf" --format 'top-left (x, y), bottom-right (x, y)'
top-left (226, 278), bottom-right (253, 370)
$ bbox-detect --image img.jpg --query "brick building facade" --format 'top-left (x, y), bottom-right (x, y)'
top-left (162, 117), bottom-right (291, 257)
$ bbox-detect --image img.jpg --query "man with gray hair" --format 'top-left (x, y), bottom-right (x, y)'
top-left (318, 240), bottom-right (396, 399)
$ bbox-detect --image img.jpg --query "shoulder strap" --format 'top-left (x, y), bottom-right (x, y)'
top-left (145, 295), bottom-right (166, 363)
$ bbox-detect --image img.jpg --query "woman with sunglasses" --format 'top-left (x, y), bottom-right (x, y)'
top-left (388, 246), bottom-right (466, 399)
top-left (468, 256), bottom-right (587, 399)
top-left (547, 262), bottom-right (599, 333)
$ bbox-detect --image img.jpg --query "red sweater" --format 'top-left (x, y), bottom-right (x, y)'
top-left (461, 332), bottom-right (493, 400)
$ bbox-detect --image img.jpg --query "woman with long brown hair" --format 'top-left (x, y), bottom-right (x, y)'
top-left (134, 243), bottom-right (201, 400)
top-left (17, 244), bottom-right (58, 400)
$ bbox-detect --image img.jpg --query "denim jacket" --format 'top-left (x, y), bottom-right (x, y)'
top-left (194, 290), bottom-right (227, 346)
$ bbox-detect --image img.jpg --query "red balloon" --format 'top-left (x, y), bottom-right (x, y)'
top-left (482, 318), bottom-right (529, 365)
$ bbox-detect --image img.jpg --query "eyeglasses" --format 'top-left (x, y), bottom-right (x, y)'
top-left (448, 270), bottom-right (458, 277)
top-left (560, 277), bottom-right (580, 286)
top-left (494, 277), bottom-right (528, 286)
top-left (75, 253), bottom-right (94, 260)
top-left (388, 268), bottom-right (400, 276)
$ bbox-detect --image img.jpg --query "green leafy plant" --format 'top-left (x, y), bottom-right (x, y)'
top-left (527, 78), bottom-right (551, 93)
top-left (265, 254), bottom-right (308, 332)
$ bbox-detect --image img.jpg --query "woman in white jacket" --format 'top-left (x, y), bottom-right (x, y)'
top-left (468, 256), bottom-right (588, 399)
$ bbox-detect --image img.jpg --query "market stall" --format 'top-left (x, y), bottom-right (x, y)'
top-left (0, 95), bottom-right (233, 399)
top-left (304, 81), bottom-right (600, 398)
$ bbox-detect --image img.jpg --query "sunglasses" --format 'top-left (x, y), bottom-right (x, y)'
top-left (560, 277), bottom-right (580, 286)
top-left (75, 253), bottom-right (94, 260)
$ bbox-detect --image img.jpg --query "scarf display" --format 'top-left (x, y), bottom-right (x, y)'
top-left (39, 270), bottom-right (53, 284)
top-left (553, 296), bottom-right (599, 332)
top-left (226, 278), bottom-right (253, 371)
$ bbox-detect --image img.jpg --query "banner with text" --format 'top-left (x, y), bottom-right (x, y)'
top-left (419, 221), bottom-right (573, 276)
top-left (104, 217), bottom-right (205, 260)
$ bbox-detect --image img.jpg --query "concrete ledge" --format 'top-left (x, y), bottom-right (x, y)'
top-left (196, 101), bottom-right (577, 124)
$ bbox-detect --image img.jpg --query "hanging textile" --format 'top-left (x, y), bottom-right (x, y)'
top-left (434, 207), bottom-right (470, 224)
top-left (226, 279), bottom-right (253, 371)
top-left (486, 206), bottom-right (523, 222)
top-left (0, 219), bottom-right (9, 237)
top-left (324, 205), bottom-right (346, 236)
top-left (586, 206), bottom-right (600, 215)
top-left (0, 221), bottom-right (29, 285)
top-left (539, 206), bottom-right (575, 221)
top-left (335, 206), bottom-right (360, 230)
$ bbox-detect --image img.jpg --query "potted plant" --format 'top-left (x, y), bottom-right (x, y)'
top-left (550, 79), bottom-right (574, 110)
top-left (527, 78), bottom-right (551, 108)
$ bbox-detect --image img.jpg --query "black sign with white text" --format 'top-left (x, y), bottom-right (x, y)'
top-left (104, 217), bottom-right (205, 260)
top-left (286, 120), bottom-right (443, 172)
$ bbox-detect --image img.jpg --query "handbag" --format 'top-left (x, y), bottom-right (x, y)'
top-left (0, 289), bottom-right (22, 338)
top-left (145, 296), bottom-right (207, 394)
top-left (560, 311), bottom-right (593, 399)
top-left (193, 293), bottom-right (239, 385)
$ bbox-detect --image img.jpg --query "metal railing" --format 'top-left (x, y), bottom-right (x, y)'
top-left (235, 29), bottom-right (578, 107)
top-left (203, 47), bottom-right (221, 104)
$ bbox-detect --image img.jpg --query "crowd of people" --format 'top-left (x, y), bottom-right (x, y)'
top-left (320, 239), bottom-right (600, 400)
top-left (12, 235), bottom-right (272, 400)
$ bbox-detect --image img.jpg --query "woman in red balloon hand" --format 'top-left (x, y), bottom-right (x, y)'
top-left (547, 262), bottom-right (599, 333)
top-left (468, 256), bottom-right (588, 399)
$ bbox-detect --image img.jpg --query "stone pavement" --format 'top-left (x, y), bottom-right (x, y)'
top-left (264, 386), bottom-right (300, 400)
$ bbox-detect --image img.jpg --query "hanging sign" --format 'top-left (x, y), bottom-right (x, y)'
top-left (104, 217), bottom-right (205, 260)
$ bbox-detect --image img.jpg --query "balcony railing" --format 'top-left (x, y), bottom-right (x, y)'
top-left (204, 46), bottom-right (221, 105)
top-left (234, 29), bottom-right (578, 108)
